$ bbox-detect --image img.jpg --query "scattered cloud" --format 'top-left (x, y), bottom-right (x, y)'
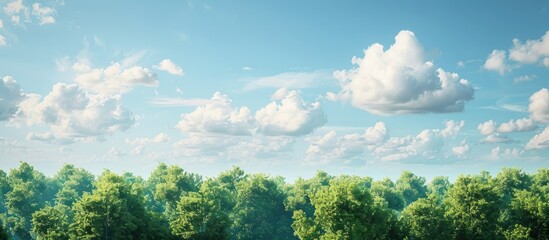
top-left (513, 74), bottom-right (536, 83)
top-left (497, 118), bottom-right (537, 133)
top-left (483, 50), bottom-right (510, 75)
top-left (31, 3), bottom-right (55, 25)
top-left (374, 120), bottom-right (464, 161)
top-left (329, 30), bottom-right (474, 115)
top-left (490, 146), bottom-right (521, 159)
top-left (74, 61), bottom-right (158, 96)
top-left (305, 120), bottom-right (464, 164)
top-left (305, 122), bottom-right (387, 164)
top-left (480, 133), bottom-right (514, 144)
top-left (0, 76), bottom-right (25, 121)
top-left (176, 92), bottom-right (254, 136)
top-left (242, 66), bottom-right (253, 71)
top-left (525, 127), bottom-right (549, 150)
top-left (244, 70), bottom-right (332, 90)
top-left (0, 35), bottom-right (6, 46)
top-left (177, 90), bottom-right (326, 137)
top-left (484, 30), bottom-right (549, 74)
top-left (452, 141), bottom-right (470, 157)
top-left (478, 120), bottom-right (497, 135)
top-left (3, 0), bottom-right (28, 25)
top-left (509, 30), bottom-right (549, 66)
top-left (255, 89), bottom-right (326, 136)
top-left (154, 59), bottom-right (184, 76)
top-left (529, 88), bottom-right (549, 123)
top-left (22, 83), bottom-right (136, 143)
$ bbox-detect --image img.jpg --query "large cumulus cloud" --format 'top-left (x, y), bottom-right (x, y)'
top-left (329, 30), bottom-right (474, 115)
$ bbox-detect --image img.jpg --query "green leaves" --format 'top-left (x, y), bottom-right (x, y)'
top-left (1, 162), bottom-right (548, 240)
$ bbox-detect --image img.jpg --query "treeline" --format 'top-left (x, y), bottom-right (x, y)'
top-left (0, 163), bottom-right (548, 240)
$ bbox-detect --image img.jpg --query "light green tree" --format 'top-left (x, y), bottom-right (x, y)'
top-left (400, 196), bottom-right (453, 239)
top-left (31, 204), bottom-right (71, 240)
top-left (292, 177), bottom-right (394, 240)
top-left (445, 174), bottom-right (502, 239)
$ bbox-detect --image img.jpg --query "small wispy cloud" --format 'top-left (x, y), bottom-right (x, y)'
top-left (148, 97), bottom-right (211, 107)
top-left (243, 69), bottom-right (332, 91)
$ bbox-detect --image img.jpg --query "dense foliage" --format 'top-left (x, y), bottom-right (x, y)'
top-left (0, 162), bottom-right (547, 239)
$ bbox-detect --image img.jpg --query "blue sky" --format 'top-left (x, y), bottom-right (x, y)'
top-left (1, 0), bottom-right (549, 181)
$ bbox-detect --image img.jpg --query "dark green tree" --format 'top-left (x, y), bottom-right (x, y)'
top-left (54, 165), bottom-right (95, 206)
top-left (370, 178), bottom-right (405, 211)
top-left (4, 162), bottom-right (50, 239)
top-left (427, 176), bottom-right (451, 203)
top-left (232, 174), bottom-right (294, 240)
top-left (396, 171), bottom-right (427, 206)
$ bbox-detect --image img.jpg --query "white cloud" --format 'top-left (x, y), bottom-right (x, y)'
top-left (305, 122), bottom-right (387, 164)
top-left (255, 90), bottom-right (326, 136)
top-left (509, 31), bottom-right (549, 65)
top-left (176, 92), bottom-right (254, 136)
top-left (491, 146), bottom-right (521, 159)
top-left (0, 35), bottom-right (5, 46)
top-left (483, 50), bottom-right (509, 75)
top-left (242, 66), bottom-right (253, 71)
top-left (125, 133), bottom-right (170, 145)
top-left (154, 59), bottom-right (184, 76)
top-left (331, 30), bottom-right (474, 115)
top-left (497, 118), bottom-right (537, 133)
top-left (480, 133), bottom-right (514, 144)
top-left (529, 88), bottom-right (549, 123)
top-left (374, 120), bottom-right (464, 161)
top-left (0, 76), bottom-right (25, 121)
top-left (514, 74), bottom-right (536, 83)
top-left (0, 20), bottom-right (3, 28)
top-left (31, 3), bottom-right (55, 25)
top-left (23, 83), bottom-right (135, 143)
top-left (452, 141), bottom-right (470, 157)
top-left (244, 70), bottom-right (331, 90)
top-left (525, 127), bottom-right (549, 150)
top-left (74, 62), bottom-right (158, 96)
top-left (177, 90), bottom-right (326, 137)
top-left (478, 120), bottom-right (497, 135)
top-left (3, 0), bottom-right (28, 24)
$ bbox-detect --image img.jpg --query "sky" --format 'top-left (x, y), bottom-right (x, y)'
top-left (1, 0), bottom-right (549, 181)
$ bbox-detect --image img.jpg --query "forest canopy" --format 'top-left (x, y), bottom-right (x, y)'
top-left (0, 162), bottom-right (548, 240)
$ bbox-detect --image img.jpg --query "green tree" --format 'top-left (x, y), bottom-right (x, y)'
top-left (0, 217), bottom-right (7, 240)
top-left (170, 188), bottom-right (230, 239)
top-left (286, 171), bottom-right (334, 217)
top-left (70, 170), bottom-right (168, 239)
top-left (396, 171), bottom-right (427, 206)
top-left (153, 165), bottom-right (202, 218)
top-left (232, 174), bottom-right (294, 240)
top-left (293, 177), bottom-right (393, 239)
top-left (4, 162), bottom-right (50, 240)
top-left (370, 178), bottom-right (405, 211)
top-left (445, 174), bottom-right (502, 239)
top-left (31, 204), bottom-right (71, 240)
top-left (400, 196), bottom-right (453, 239)
top-left (427, 176), bottom-right (451, 203)
top-left (54, 165), bottom-right (95, 206)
